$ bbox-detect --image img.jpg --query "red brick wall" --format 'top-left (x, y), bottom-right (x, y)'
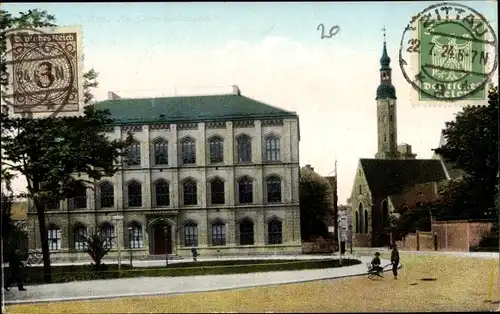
top-left (397, 221), bottom-right (493, 251)
top-left (353, 233), bottom-right (371, 247)
top-left (302, 237), bottom-right (334, 254)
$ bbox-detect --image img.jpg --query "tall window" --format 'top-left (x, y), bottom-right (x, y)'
top-left (239, 219), bottom-right (254, 245)
top-left (268, 219), bottom-right (282, 244)
top-left (100, 223), bottom-right (115, 249)
top-left (127, 181), bottom-right (142, 207)
top-left (236, 135), bottom-right (252, 163)
top-left (210, 179), bottom-right (225, 205)
top-left (100, 182), bottom-right (114, 208)
top-left (184, 222), bottom-right (198, 247)
top-left (266, 176), bottom-right (282, 203)
top-left (73, 226), bottom-right (87, 251)
top-left (265, 136), bottom-right (281, 162)
top-left (364, 209), bottom-right (369, 234)
top-left (48, 226), bottom-right (62, 250)
top-left (209, 136), bottom-right (224, 163)
top-left (181, 138), bottom-right (196, 164)
top-left (153, 140), bottom-right (168, 165)
top-left (128, 222), bottom-right (143, 249)
top-left (46, 199), bottom-right (60, 211)
top-left (355, 211), bottom-right (359, 233)
top-left (71, 184), bottom-right (87, 209)
top-left (125, 141), bottom-right (141, 166)
top-left (238, 177), bottom-right (253, 204)
top-left (154, 180), bottom-right (170, 207)
top-left (183, 179), bottom-right (197, 205)
top-left (211, 221), bottom-right (226, 246)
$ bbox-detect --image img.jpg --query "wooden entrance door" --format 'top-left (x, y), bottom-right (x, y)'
top-left (152, 225), bottom-right (172, 255)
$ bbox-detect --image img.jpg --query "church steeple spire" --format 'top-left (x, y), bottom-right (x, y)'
top-left (375, 27), bottom-right (398, 160)
top-left (380, 26), bottom-right (391, 71)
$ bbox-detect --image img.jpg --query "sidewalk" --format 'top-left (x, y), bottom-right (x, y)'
top-left (4, 255), bottom-right (392, 305)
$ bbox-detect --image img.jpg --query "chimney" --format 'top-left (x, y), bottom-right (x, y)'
top-left (108, 91), bottom-right (121, 100)
top-left (305, 164), bottom-right (314, 172)
top-left (232, 85), bottom-right (241, 96)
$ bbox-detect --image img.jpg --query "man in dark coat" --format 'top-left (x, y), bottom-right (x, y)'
top-left (191, 245), bottom-right (198, 262)
top-left (391, 244), bottom-right (400, 279)
top-left (4, 249), bottom-right (26, 291)
top-left (371, 252), bottom-right (383, 272)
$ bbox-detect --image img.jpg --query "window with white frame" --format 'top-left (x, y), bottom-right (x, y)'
top-left (48, 226), bottom-right (62, 250)
top-left (128, 223), bottom-right (143, 249)
top-left (73, 226), bottom-right (87, 251)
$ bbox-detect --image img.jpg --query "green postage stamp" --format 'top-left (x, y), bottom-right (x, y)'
top-left (399, 2), bottom-right (497, 107)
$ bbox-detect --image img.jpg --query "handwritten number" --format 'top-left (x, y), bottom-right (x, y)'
top-left (406, 39), bottom-right (420, 53)
top-left (317, 24), bottom-right (340, 39)
top-left (471, 50), bottom-right (478, 63)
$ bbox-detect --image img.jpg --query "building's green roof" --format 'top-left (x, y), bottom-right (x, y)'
top-left (376, 83), bottom-right (397, 100)
top-left (94, 94), bottom-right (297, 125)
top-left (360, 158), bottom-right (447, 197)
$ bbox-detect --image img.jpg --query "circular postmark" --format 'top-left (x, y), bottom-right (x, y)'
top-left (399, 2), bottom-right (498, 103)
top-left (1, 27), bottom-right (77, 118)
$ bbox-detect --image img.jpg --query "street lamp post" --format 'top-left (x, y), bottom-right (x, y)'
top-left (111, 215), bottom-right (124, 272)
top-left (128, 226), bottom-right (133, 267)
top-left (163, 226), bottom-right (169, 267)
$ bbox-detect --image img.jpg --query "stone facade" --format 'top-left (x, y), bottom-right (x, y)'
top-left (27, 117), bottom-right (302, 262)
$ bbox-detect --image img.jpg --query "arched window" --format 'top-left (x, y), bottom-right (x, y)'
top-left (153, 140), bottom-right (168, 165)
top-left (128, 222), bottom-right (143, 249)
top-left (236, 135), bottom-right (252, 163)
top-left (46, 199), bottom-right (60, 211)
top-left (183, 179), bottom-right (197, 205)
top-left (266, 176), bottom-right (282, 203)
top-left (364, 209), bottom-right (369, 234)
top-left (125, 141), bottom-right (141, 166)
top-left (184, 222), bottom-right (198, 247)
top-left (239, 219), bottom-right (254, 245)
top-left (181, 138), bottom-right (196, 164)
top-left (100, 182), bottom-right (114, 208)
top-left (265, 136), bottom-right (280, 162)
top-left (268, 219), bottom-right (282, 244)
top-left (209, 136), bottom-right (224, 163)
top-left (154, 180), bottom-right (170, 207)
top-left (100, 223), bottom-right (115, 249)
top-left (210, 179), bottom-right (225, 205)
top-left (48, 225), bottom-right (61, 250)
top-left (70, 183), bottom-right (87, 210)
top-left (127, 181), bottom-right (142, 207)
top-left (355, 210), bottom-right (359, 233)
top-left (238, 177), bottom-right (253, 204)
top-left (211, 221), bottom-right (226, 246)
top-left (73, 225), bottom-right (87, 251)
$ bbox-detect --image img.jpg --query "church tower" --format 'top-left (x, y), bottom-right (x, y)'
top-left (375, 28), bottom-right (398, 159)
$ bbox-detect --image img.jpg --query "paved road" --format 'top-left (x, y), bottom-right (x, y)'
top-left (4, 255), bottom-right (393, 305)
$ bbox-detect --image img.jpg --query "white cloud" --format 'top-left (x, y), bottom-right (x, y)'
top-left (10, 35), bottom-right (474, 203)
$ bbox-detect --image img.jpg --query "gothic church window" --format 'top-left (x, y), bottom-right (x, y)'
top-left (153, 140), bottom-right (168, 165)
top-left (209, 136), bottom-right (224, 163)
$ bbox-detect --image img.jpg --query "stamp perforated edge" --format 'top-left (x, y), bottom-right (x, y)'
top-left (3, 25), bottom-right (85, 118)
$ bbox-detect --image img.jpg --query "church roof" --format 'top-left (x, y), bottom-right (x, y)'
top-left (94, 94), bottom-right (297, 125)
top-left (359, 159), bottom-right (447, 197)
top-left (376, 83), bottom-right (397, 100)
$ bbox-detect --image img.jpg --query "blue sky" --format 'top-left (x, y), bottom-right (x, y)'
top-left (2, 1), bottom-right (498, 202)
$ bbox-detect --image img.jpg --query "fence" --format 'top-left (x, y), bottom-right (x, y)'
top-left (396, 220), bottom-right (494, 252)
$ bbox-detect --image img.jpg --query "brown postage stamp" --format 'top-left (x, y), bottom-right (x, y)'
top-left (3, 26), bottom-right (84, 118)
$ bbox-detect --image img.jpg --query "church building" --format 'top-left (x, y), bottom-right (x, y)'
top-left (350, 35), bottom-right (449, 247)
top-left (26, 86), bottom-right (302, 261)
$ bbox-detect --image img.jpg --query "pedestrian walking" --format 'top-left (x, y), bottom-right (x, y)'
top-left (4, 249), bottom-right (27, 291)
top-left (391, 243), bottom-right (400, 279)
top-left (191, 245), bottom-right (198, 262)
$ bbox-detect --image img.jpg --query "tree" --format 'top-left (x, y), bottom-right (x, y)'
top-left (299, 167), bottom-right (334, 240)
top-left (84, 232), bottom-right (112, 270)
top-left (433, 86), bottom-right (499, 219)
top-left (1, 9), bottom-right (132, 283)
